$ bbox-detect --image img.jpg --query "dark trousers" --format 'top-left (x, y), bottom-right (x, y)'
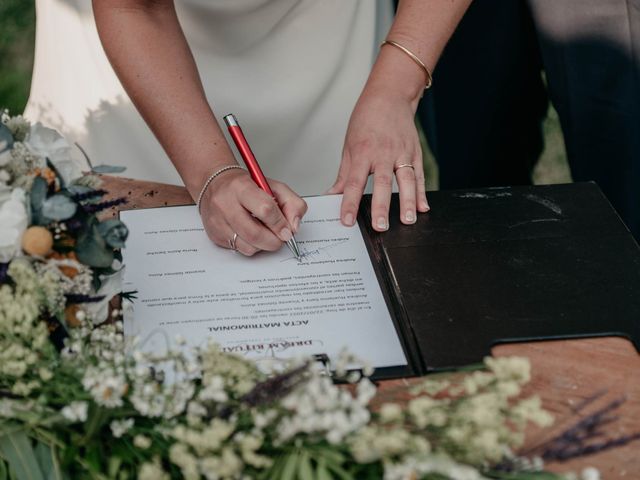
top-left (419, 0), bottom-right (640, 239)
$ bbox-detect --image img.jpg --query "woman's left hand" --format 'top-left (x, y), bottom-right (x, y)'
top-left (328, 87), bottom-right (429, 232)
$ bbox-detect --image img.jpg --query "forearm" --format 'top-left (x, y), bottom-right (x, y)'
top-left (366, 0), bottom-right (472, 108)
top-left (92, 0), bottom-right (234, 198)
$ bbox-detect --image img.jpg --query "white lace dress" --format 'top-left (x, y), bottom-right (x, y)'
top-left (25, 0), bottom-right (392, 195)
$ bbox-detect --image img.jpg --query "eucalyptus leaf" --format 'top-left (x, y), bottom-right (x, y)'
top-left (30, 176), bottom-right (48, 213)
top-left (0, 430), bottom-right (45, 480)
top-left (96, 219), bottom-right (128, 248)
top-left (0, 458), bottom-right (7, 480)
top-left (91, 165), bottom-right (126, 174)
top-left (76, 225), bottom-right (114, 268)
top-left (0, 123), bottom-right (13, 153)
top-left (42, 195), bottom-right (77, 221)
top-left (64, 185), bottom-right (92, 196)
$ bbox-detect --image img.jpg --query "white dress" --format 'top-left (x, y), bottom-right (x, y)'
top-left (25, 0), bottom-right (392, 196)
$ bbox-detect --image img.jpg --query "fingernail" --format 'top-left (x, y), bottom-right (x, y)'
top-left (344, 213), bottom-right (354, 226)
top-left (377, 217), bottom-right (388, 231)
top-left (293, 216), bottom-right (300, 233)
top-left (280, 228), bottom-right (293, 241)
top-left (405, 211), bottom-right (416, 223)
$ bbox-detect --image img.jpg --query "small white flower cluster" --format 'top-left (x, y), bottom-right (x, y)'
top-left (61, 401), bottom-right (89, 423)
top-left (383, 453), bottom-right (488, 480)
top-left (349, 425), bottom-right (430, 464)
top-left (0, 259), bottom-right (56, 394)
top-left (277, 371), bottom-right (376, 445)
top-left (167, 419), bottom-right (272, 480)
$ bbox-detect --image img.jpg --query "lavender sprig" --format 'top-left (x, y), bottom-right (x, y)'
top-left (71, 189), bottom-right (108, 202)
top-left (65, 294), bottom-right (106, 304)
top-left (527, 396), bottom-right (640, 462)
top-left (81, 197), bottom-right (127, 214)
top-left (0, 262), bottom-right (8, 284)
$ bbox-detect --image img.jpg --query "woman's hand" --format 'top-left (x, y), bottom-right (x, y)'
top-left (329, 87), bottom-right (429, 232)
top-left (199, 169), bottom-right (307, 256)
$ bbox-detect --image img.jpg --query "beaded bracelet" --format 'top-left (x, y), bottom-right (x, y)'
top-left (196, 164), bottom-right (244, 213)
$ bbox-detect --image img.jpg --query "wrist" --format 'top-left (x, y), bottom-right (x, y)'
top-left (367, 45), bottom-right (428, 111)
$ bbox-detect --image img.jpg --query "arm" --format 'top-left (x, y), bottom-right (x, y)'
top-left (93, 0), bottom-right (306, 255)
top-left (330, 0), bottom-right (472, 231)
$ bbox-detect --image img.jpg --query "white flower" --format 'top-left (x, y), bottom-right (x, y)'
top-left (134, 434), bottom-right (152, 449)
top-left (83, 268), bottom-right (124, 324)
top-left (26, 122), bottom-right (82, 184)
top-left (110, 418), bottom-right (134, 438)
top-left (580, 467), bottom-right (601, 480)
top-left (0, 187), bottom-right (28, 262)
top-left (60, 401), bottom-right (88, 423)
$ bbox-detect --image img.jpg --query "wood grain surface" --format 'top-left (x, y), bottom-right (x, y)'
top-left (102, 175), bottom-right (640, 478)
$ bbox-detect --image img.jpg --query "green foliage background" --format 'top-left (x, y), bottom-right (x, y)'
top-left (0, 0), bottom-right (35, 114)
top-left (0, 1), bottom-right (569, 186)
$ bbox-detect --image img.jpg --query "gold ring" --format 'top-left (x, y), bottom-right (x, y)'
top-left (395, 163), bottom-right (414, 172)
top-left (228, 233), bottom-right (239, 251)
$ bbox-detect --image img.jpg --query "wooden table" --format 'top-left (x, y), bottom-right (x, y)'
top-left (103, 176), bottom-right (640, 478)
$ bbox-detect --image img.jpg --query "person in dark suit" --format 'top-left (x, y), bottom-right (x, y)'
top-left (419, 0), bottom-right (640, 239)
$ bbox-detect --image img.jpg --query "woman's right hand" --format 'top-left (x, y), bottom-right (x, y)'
top-left (199, 168), bottom-right (307, 256)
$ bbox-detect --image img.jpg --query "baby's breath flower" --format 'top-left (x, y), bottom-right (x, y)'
top-left (61, 401), bottom-right (88, 423)
top-left (138, 457), bottom-right (170, 480)
top-left (134, 435), bottom-right (152, 449)
top-left (110, 418), bottom-right (134, 438)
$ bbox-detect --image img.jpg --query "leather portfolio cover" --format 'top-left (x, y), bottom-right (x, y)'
top-left (358, 182), bottom-right (640, 375)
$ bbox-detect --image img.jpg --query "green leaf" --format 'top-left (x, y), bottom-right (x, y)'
top-left (316, 462), bottom-right (332, 480)
top-left (0, 430), bottom-right (45, 480)
top-left (297, 451), bottom-right (314, 480)
top-left (41, 195), bottom-right (76, 221)
top-left (33, 443), bottom-right (63, 480)
top-left (76, 225), bottom-right (114, 268)
top-left (96, 219), bottom-right (128, 248)
top-left (280, 453), bottom-right (298, 480)
top-left (91, 165), bottom-right (126, 174)
top-left (0, 458), bottom-right (7, 480)
top-left (326, 462), bottom-right (354, 480)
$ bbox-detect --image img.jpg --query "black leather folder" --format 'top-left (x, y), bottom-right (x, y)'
top-left (358, 182), bottom-right (640, 378)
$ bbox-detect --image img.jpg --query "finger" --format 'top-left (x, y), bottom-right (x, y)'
top-left (413, 150), bottom-right (430, 212)
top-left (239, 187), bottom-right (293, 243)
top-left (370, 162), bottom-right (394, 232)
top-left (395, 161), bottom-right (417, 224)
top-left (327, 150), bottom-right (351, 194)
top-left (233, 234), bottom-right (260, 257)
top-left (228, 204), bottom-right (283, 252)
top-left (270, 180), bottom-right (308, 233)
top-left (340, 155), bottom-right (369, 227)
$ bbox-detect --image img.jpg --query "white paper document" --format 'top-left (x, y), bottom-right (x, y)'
top-left (121, 195), bottom-right (407, 370)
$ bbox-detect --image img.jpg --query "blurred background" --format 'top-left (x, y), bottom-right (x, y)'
top-left (0, 0), bottom-right (570, 188)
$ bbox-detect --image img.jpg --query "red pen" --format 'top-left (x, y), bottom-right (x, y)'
top-left (223, 113), bottom-right (301, 259)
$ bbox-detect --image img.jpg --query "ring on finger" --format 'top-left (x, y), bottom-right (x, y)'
top-left (395, 163), bottom-right (415, 172)
top-left (228, 232), bottom-right (239, 252)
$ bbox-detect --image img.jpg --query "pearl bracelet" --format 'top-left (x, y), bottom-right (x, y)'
top-left (196, 165), bottom-right (244, 213)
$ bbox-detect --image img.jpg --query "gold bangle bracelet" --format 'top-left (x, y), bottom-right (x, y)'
top-left (381, 40), bottom-right (433, 89)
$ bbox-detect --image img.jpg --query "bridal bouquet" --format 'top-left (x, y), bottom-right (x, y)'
top-left (0, 113), bottom-right (599, 479)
